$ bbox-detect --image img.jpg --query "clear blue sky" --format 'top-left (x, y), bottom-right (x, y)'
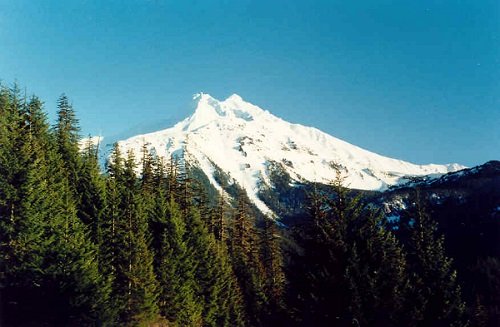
top-left (1, 0), bottom-right (498, 166)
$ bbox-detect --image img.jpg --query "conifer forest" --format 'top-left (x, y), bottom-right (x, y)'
top-left (0, 84), bottom-right (498, 327)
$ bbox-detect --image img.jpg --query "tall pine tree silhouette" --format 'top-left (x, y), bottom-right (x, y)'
top-left (400, 194), bottom-right (467, 327)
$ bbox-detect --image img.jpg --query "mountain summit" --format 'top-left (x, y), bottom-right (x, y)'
top-left (117, 94), bottom-right (465, 215)
top-left (180, 93), bottom-right (270, 131)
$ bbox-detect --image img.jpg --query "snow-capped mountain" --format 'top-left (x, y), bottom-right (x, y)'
top-left (116, 93), bottom-right (465, 215)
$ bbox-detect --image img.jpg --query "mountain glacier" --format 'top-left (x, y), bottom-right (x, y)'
top-left (116, 93), bottom-right (465, 215)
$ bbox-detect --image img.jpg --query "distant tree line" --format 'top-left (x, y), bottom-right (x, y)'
top-left (0, 84), bottom-right (496, 326)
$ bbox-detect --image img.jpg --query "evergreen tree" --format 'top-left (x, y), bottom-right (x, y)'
top-left (469, 257), bottom-right (500, 327)
top-left (2, 92), bottom-right (109, 325)
top-left (156, 196), bottom-right (202, 325)
top-left (102, 146), bottom-right (160, 325)
top-left (118, 151), bottom-right (159, 325)
top-left (260, 217), bottom-right (287, 323)
top-left (1, 82), bottom-right (482, 327)
top-left (54, 94), bottom-right (82, 194)
top-left (342, 208), bottom-right (408, 326)
top-left (0, 86), bottom-right (26, 284)
top-left (0, 89), bottom-right (41, 324)
top-left (186, 202), bottom-right (247, 327)
top-left (213, 194), bottom-right (228, 242)
top-left (78, 138), bottom-right (107, 242)
top-left (291, 171), bottom-right (409, 326)
top-left (400, 196), bottom-right (468, 327)
top-left (229, 193), bottom-right (267, 326)
top-left (140, 143), bottom-right (156, 196)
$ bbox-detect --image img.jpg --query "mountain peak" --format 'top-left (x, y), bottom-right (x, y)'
top-left (192, 92), bottom-right (244, 104)
top-left (192, 92), bottom-right (251, 109)
top-left (226, 93), bottom-right (244, 102)
top-left (183, 93), bottom-right (271, 132)
top-left (192, 92), bottom-right (213, 101)
top-left (118, 93), bottom-right (466, 216)
top-left (182, 94), bottom-right (224, 131)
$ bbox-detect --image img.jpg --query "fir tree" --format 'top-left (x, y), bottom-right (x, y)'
top-left (54, 94), bottom-right (82, 194)
top-left (229, 193), bottom-right (267, 326)
top-left (78, 138), bottom-right (107, 242)
top-left (2, 92), bottom-right (109, 325)
top-left (291, 170), bottom-right (409, 326)
top-left (260, 217), bottom-right (287, 323)
top-left (0, 86), bottom-right (26, 284)
top-left (140, 143), bottom-right (156, 196)
top-left (118, 151), bottom-right (159, 325)
top-left (186, 203), bottom-right (247, 327)
top-left (342, 208), bottom-right (408, 326)
top-left (156, 196), bottom-right (202, 325)
top-left (401, 195), bottom-right (468, 327)
top-left (213, 194), bottom-right (228, 242)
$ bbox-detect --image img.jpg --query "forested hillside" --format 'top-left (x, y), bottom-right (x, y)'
top-left (0, 84), bottom-right (496, 326)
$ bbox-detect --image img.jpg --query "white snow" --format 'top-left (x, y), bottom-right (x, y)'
top-left (116, 93), bottom-right (466, 216)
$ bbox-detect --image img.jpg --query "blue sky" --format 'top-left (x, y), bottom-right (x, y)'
top-left (1, 0), bottom-right (498, 166)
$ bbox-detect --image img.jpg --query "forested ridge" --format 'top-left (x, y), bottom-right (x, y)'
top-left (0, 84), bottom-right (497, 326)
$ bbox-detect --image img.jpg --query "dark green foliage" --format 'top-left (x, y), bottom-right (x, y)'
top-left (144, 154), bottom-right (246, 326)
top-left (156, 196), bottom-right (201, 325)
top-left (78, 138), bottom-right (107, 242)
top-left (290, 174), bottom-right (413, 326)
top-left (397, 196), bottom-right (468, 327)
top-left (103, 149), bottom-right (159, 325)
top-left (469, 257), bottom-right (500, 327)
top-left (260, 217), bottom-right (287, 324)
top-left (0, 86), bottom-right (109, 325)
top-left (0, 83), bottom-right (491, 327)
top-left (54, 94), bottom-right (82, 194)
top-left (0, 86), bottom-right (28, 281)
top-left (228, 192), bottom-right (268, 326)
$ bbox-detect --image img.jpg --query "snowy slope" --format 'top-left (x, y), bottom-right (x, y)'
top-left (116, 93), bottom-right (465, 215)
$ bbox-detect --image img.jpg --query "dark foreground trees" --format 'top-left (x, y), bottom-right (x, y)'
top-left (0, 84), bottom-right (490, 326)
top-left (0, 85), bottom-right (285, 326)
top-left (288, 173), bottom-right (469, 327)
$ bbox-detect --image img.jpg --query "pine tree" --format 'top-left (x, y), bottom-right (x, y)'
top-left (212, 243), bottom-right (247, 327)
top-left (100, 144), bottom-right (125, 322)
top-left (78, 138), bottom-right (107, 242)
top-left (0, 89), bottom-right (44, 324)
top-left (0, 86), bottom-right (27, 285)
top-left (140, 143), bottom-right (156, 196)
top-left (185, 202), bottom-right (247, 327)
top-left (229, 193), bottom-right (267, 326)
top-left (213, 194), bottom-right (228, 242)
top-left (102, 145), bottom-right (160, 325)
top-left (470, 257), bottom-right (500, 327)
top-left (291, 173), bottom-right (354, 325)
top-left (285, 183), bottom-right (329, 325)
top-left (291, 170), bottom-right (409, 326)
top-left (2, 92), bottom-right (109, 325)
top-left (185, 206), bottom-right (219, 325)
top-left (260, 217), bottom-right (287, 323)
top-left (401, 196), bottom-right (468, 327)
top-left (342, 208), bottom-right (408, 326)
top-left (118, 151), bottom-right (159, 325)
top-left (145, 156), bottom-right (245, 326)
top-left (156, 196), bottom-right (202, 325)
top-left (54, 94), bottom-right (82, 194)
